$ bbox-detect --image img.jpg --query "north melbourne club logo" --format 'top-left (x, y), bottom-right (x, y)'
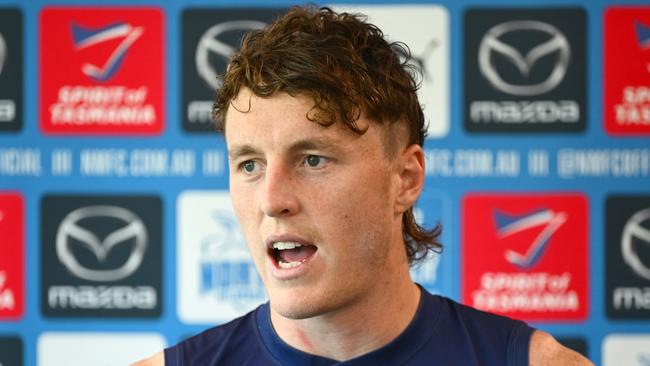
top-left (641, 353), bottom-right (650, 366)
top-left (333, 5), bottom-right (449, 138)
top-left (603, 335), bottom-right (650, 366)
top-left (71, 22), bottom-right (143, 82)
top-left (177, 191), bottom-right (266, 324)
top-left (198, 210), bottom-right (265, 302)
top-left (37, 332), bottom-right (164, 366)
top-left (393, 39), bottom-right (439, 83)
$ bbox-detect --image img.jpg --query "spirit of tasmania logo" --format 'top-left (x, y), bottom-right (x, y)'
top-left (40, 7), bottom-right (164, 135)
top-left (0, 192), bottom-right (24, 319)
top-left (462, 193), bottom-right (588, 321)
top-left (605, 7), bottom-right (650, 134)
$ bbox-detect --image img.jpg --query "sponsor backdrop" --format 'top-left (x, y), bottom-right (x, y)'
top-left (0, 0), bottom-right (648, 364)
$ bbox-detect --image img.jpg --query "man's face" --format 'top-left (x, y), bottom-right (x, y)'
top-left (225, 89), bottom-right (405, 320)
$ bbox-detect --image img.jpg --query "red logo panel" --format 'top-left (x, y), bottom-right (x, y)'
top-left (0, 192), bottom-right (24, 319)
top-left (40, 7), bottom-right (164, 135)
top-left (604, 7), bottom-right (650, 134)
top-left (462, 193), bottom-right (588, 322)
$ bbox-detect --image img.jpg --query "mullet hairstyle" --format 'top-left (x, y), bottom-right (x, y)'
top-left (213, 5), bottom-right (442, 264)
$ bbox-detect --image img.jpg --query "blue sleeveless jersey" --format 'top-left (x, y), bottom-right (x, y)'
top-left (165, 289), bottom-right (534, 365)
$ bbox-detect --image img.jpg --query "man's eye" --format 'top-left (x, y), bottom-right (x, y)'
top-left (241, 160), bottom-right (257, 173)
top-left (305, 155), bottom-right (325, 168)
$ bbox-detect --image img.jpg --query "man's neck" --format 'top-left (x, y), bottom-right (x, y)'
top-left (269, 271), bottom-right (421, 361)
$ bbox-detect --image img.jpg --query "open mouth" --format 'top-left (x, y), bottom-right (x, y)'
top-left (269, 241), bottom-right (318, 269)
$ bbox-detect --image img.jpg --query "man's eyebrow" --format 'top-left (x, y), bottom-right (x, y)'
top-left (288, 137), bottom-right (342, 153)
top-left (228, 144), bottom-right (259, 160)
top-left (228, 137), bottom-right (344, 160)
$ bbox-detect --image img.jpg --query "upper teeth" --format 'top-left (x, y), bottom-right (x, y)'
top-left (273, 242), bottom-right (302, 250)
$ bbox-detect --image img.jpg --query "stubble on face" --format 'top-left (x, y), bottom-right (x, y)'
top-left (276, 218), bottom-right (393, 321)
top-left (226, 89), bottom-right (403, 322)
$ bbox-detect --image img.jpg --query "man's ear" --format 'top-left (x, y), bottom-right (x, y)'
top-left (395, 144), bottom-right (425, 214)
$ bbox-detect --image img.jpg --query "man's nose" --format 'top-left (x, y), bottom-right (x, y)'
top-left (259, 163), bottom-right (299, 218)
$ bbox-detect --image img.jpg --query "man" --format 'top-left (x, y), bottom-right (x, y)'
top-left (136, 6), bottom-right (593, 365)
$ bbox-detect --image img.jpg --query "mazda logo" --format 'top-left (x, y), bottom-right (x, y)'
top-left (621, 207), bottom-right (650, 281)
top-left (195, 20), bottom-right (267, 90)
top-left (478, 20), bottom-right (570, 96)
top-left (56, 205), bottom-right (147, 282)
top-left (0, 33), bottom-right (6, 76)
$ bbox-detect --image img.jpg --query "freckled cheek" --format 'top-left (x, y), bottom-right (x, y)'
top-left (229, 186), bottom-right (247, 221)
top-left (230, 177), bottom-right (257, 210)
top-left (338, 176), bottom-right (392, 231)
top-left (320, 185), bottom-right (378, 236)
top-left (230, 185), bottom-right (261, 246)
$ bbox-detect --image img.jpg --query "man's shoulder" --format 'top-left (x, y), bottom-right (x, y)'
top-left (529, 330), bottom-right (594, 366)
top-left (427, 295), bottom-right (595, 365)
top-left (433, 294), bottom-right (530, 333)
top-left (427, 294), bottom-right (595, 365)
top-left (416, 292), bottom-right (532, 364)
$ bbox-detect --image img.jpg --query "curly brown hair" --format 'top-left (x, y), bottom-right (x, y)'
top-left (213, 5), bottom-right (442, 264)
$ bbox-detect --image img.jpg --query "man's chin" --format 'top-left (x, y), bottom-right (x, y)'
top-left (269, 290), bottom-right (327, 320)
top-left (269, 296), bottom-right (325, 320)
